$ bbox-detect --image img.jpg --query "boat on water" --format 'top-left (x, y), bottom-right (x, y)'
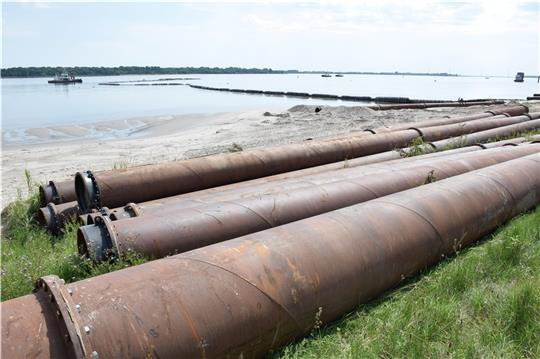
top-left (514, 72), bottom-right (524, 83)
top-left (48, 71), bottom-right (83, 84)
top-left (321, 73), bottom-right (332, 78)
top-left (335, 74), bottom-right (344, 77)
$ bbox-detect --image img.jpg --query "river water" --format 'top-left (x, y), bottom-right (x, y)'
top-left (2, 73), bottom-right (538, 134)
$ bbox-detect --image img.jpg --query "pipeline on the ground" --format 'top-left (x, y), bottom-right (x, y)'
top-left (367, 104), bottom-right (528, 134)
top-left (3, 154), bottom-right (538, 358)
top-left (368, 100), bottom-right (504, 110)
top-left (82, 135), bottom-right (534, 226)
top-left (37, 201), bottom-right (80, 236)
top-left (430, 117), bottom-right (540, 150)
top-left (39, 179), bottom-right (77, 207)
top-left (74, 110), bottom-right (534, 212)
top-left (39, 105), bottom-right (527, 210)
top-left (78, 144), bottom-right (540, 262)
top-left (79, 130), bottom-right (533, 228)
top-left (41, 106), bottom-right (530, 232)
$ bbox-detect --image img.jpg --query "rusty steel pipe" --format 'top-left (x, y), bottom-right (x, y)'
top-left (430, 117), bottom-right (540, 150)
top-left (367, 114), bottom-right (506, 134)
top-left (75, 130), bottom-right (425, 212)
top-left (37, 201), bottom-right (80, 235)
top-left (326, 105), bottom-right (528, 139)
top-left (39, 180), bottom-right (77, 207)
top-left (412, 113), bottom-right (535, 142)
top-left (478, 136), bottom-right (533, 148)
top-left (367, 104), bottom-right (528, 134)
top-left (88, 144), bottom-right (477, 224)
top-left (102, 146), bottom-right (480, 222)
top-left (75, 112), bottom-right (532, 213)
top-left (369, 99), bottom-right (504, 110)
top-left (3, 154), bottom-right (539, 359)
top-left (104, 139), bottom-right (536, 223)
top-left (79, 144), bottom-right (540, 262)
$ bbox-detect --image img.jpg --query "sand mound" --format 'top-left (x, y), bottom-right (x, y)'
top-left (288, 105), bottom-right (376, 116)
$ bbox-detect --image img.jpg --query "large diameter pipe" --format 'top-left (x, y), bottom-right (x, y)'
top-left (85, 143), bottom-right (480, 224)
top-left (102, 139), bottom-right (535, 224)
top-left (82, 143), bottom-right (480, 225)
top-left (78, 144), bottom-right (540, 262)
top-left (75, 130), bottom-right (423, 212)
top-left (39, 180), bottom-right (77, 207)
top-left (367, 104), bottom-right (528, 134)
top-left (3, 154), bottom-right (539, 359)
top-left (37, 201), bottom-right (80, 235)
top-left (74, 113), bottom-right (532, 212)
top-left (369, 99), bottom-right (504, 110)
top-left (430, 117), bottom-right (540, 150)
top-left (413, 113), bottom-right (536, 142)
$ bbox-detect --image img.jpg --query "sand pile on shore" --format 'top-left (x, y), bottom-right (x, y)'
top-left (2, 101), bottom-right (537, 207)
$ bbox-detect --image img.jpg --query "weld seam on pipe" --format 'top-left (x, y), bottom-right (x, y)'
top-left (176, 256), bottom-right (307, 334)
top-left (373, 200), bottom-right (446, 247)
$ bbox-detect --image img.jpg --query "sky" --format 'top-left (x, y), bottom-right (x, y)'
top-left (2, 1), bottom-right (539, 76)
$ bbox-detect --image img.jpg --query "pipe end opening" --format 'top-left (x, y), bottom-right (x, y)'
top-left (39, 184), bottom-right (54, 207)
top-left (75, 171), bottom-right (96, 213)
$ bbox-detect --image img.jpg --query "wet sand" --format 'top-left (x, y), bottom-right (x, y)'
top-left (3, 101), bottom-right (538, 207)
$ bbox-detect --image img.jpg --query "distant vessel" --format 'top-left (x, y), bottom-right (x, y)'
top-left (514, 72), bottom-right (524, 82)
top-left (48, 70), bottom-right (82, 84)
top-left (335, 74), bottom-right (344, 77)
top-left (321, 74), bottom-right (332, 78)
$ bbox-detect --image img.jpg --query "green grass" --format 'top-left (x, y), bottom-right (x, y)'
top-left (1, 188), bottom-right (146, 301)
top-left (272, 207), bottom-right (540, 358)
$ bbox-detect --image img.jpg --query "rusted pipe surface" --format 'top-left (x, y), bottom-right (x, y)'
top-left (368, 104), bottom-right (529, 134)
top-left (430, 117), bottom-right (540, 150)
top-left (323, 105), bottom-right (527, 140)
top-left (39, 180), bottom-right (77, 207)
top-left (4, 154), bottom-right (538, 359)
top-left (37, 201), bottom-right (80, 235)
top-left (369, 99), bottom-right (503, 110)
top-left (79, 144), bottom-right (540, 261)
top-left (75, 130), bottom-right (422, 211)
top-left (75, 114), bottom-right (530, 213)
top-left (106, 142), bottom-right (535, 222)
top-left (413, 114), bottom-right (534, 142)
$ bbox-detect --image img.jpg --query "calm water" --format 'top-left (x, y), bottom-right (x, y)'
top-left (2, 74), bottom-right (539, 131)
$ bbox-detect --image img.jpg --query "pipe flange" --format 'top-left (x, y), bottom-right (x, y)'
top-left (99, 207), bottom-right (111, 217)
top-left (85, 171), bottom-right (101, 210)
top-left (124, 202), bottom-right (142, 217)
top-left (36, 275), bottom-right (93, 359)
top-left (94, 215), bottom-right (121, 259)
top-left (49, 181), bottom-right (61, 203)
top-left (46, 202), bottom-right (61, 235)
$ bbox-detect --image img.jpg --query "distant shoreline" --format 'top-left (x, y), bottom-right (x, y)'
top-left (1, 66), bottom-right (460, 78)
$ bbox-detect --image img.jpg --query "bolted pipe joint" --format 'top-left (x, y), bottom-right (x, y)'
top-left (39, 180), bottom-right (78, 207)
top-left (109, 203), bottom-right (140, 220)
top-left (39, 182), bottom-right (58, 207)
top-left (35, 275), bottom-right (92, 358)
top-left (37, 201), bottom-right (80, 236)
top-left (75, 171), bottom-right (100, 213)
top-left (77, 216), bottom-right (119, 262)
top-left (86, 207), bottom-right (112, 225)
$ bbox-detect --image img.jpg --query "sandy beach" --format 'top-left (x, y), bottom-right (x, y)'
top-left (2, 101), bottom-right (538, 208)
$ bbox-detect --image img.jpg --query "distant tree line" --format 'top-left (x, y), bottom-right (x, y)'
top-left (1, 66), bottom-right (300, 78)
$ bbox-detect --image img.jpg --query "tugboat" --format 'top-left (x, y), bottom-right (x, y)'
top-left (321, 73), bottom-right (332, 78)
top-left (48, 70), bottom-right (83, 84)
top-left (514, 72), bottom-right (524, 83)
top-left (335, 74), bottom-right (344, 77)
